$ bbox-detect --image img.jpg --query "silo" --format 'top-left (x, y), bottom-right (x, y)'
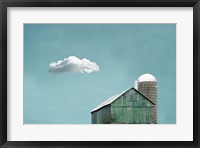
top-left (137, 73), bottom-right (157, 124)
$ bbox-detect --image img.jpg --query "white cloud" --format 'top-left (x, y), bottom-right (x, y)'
top-left (48, 56), bottom-right (100, 74)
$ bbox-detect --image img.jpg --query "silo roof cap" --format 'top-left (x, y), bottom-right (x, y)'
top-left (138, 73), bottom-right (157, 82)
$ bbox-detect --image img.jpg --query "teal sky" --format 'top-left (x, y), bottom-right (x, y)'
top-left (24, 24), bottom-right (176, 124)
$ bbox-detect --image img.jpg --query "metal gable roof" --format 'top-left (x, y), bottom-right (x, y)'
top-left (91, 89), bottom-right (128, 113)
top-left (91, 87), bottom-right (155, 113)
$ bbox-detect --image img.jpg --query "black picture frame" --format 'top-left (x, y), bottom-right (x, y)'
top-left (0, 0), bottom-right (199, 147)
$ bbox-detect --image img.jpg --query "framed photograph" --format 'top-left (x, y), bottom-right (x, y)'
top-left (0, 0), bottom-right (199, 147)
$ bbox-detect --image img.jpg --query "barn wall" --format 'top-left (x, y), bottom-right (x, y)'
top-left (91, 105), bottom-right (111, 124)
top-left (111, 88), bottom-right (154, 124)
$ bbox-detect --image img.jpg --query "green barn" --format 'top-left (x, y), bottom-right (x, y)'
top-left (91, 87), bottom-right (155, 124)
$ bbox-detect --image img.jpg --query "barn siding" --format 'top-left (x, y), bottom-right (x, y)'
top-left (111, 88), bottom-right (154, 124)
top-left (91, 105), bottom-right (111, 124)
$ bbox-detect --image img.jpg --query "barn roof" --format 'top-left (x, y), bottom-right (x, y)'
top-left (91, 87), bottom-right (155, 113)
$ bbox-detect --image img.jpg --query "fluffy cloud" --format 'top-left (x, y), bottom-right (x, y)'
top-left (48, 56), bottom-right (100, 74)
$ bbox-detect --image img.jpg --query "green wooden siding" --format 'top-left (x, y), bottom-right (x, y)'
top-left (111, 89), bottom-right (154, 124)
top-left (91, 105), bottom-right (111, 124)
top-left (91, 88), bottom-right (154, 124)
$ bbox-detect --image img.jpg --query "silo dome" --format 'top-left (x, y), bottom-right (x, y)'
top-left (138, 73), bottom-right (156, 82)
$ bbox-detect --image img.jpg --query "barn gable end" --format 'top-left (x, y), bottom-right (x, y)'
top-left (111, 88), bottom-right (154, 124)
top-left (91, 87), bottom-right (154, 124)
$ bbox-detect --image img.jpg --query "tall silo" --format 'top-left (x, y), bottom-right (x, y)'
top-left (137, 73), bottom-right (157, 124)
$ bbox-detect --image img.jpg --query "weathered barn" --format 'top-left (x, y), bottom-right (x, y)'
top-left (91, 73), bottom-right (157, 124)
